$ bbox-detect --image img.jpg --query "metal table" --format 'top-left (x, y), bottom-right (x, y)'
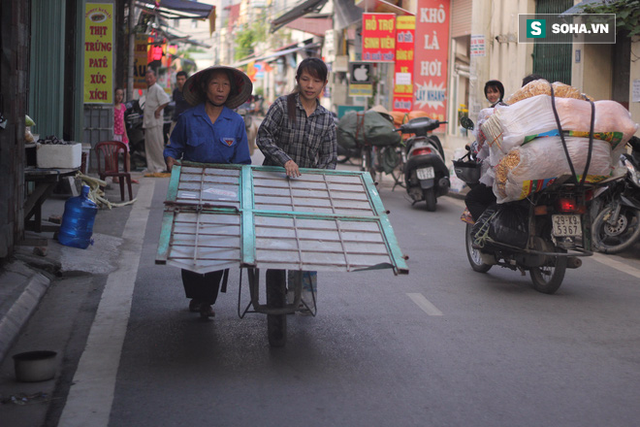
top-left (24, 167), bottom-right (78, 233)
top-left (156, 162), bottom-right (408, 345)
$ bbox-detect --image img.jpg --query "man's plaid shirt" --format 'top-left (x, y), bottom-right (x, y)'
top-left (257, 93), bottom-right (337, 169)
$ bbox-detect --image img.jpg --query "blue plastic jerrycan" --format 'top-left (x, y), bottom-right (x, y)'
top-left (58, 185), bottom-right (98, 249)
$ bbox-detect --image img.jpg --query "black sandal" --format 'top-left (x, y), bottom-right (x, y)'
top-left (189, 299), bottom-right (200, 312)
top-left (199, 304), bottom-right (215, 319)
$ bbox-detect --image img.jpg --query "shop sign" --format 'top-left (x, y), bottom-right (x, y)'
top-left (362, 13), bottom-right (396, 62)
top-left (393, 15), bottom-right (415, 112)
top-left (470, 35), bottom-right (485, 57)
top-left (413, 0), bottom-right (449, 124)
top-left (349, 84), bottom-right (373, 97)
top-left (348, 62), bottom-right (373, 97)
top-left (84, 3), bottom-right (113, 104)
top-left (133, 34), bottom-right (148, 89)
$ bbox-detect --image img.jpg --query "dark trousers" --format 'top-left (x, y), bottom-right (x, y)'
top-left (181, 269), bottom-right (224, 305)
top-left (465, 183), bottom-right (497, 221)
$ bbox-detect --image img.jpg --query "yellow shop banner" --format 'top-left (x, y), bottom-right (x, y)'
top-left (84, 3), bottom-right (113, 104)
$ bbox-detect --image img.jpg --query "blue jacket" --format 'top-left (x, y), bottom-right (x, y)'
top-left (164, 103), bottom-right (251, 165)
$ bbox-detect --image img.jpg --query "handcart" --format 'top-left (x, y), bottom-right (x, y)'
top-left (156, 162), bottom-right (409, 346)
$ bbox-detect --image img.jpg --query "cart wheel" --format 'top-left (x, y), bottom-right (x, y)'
top-left (266, 269), bottom-right (287, 347)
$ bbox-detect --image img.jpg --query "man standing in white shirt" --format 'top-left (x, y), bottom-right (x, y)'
top-left (143, 69), bottom-right (170, 173)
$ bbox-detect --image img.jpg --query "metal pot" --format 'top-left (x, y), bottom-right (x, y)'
top-left (13, 350), bottom-right (58, 382)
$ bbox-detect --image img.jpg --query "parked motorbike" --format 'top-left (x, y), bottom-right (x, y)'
top-left (333, 112), bottom-right (363, 164)
top-left (454, 120), bottom-right (597, 295)
top-left (337, 144), bottom-right (362, 164)
top-left (124, 99), bottom-right (146, 170)
top-left (336, 110), bottom-right (404, 184)
top-left (591, 136), bottom-right (640, 254)
top-left (396, 117), bottom-right (450, 211)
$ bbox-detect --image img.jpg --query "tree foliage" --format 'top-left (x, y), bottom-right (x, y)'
top-left (582, 0), bottom-right (640, 37)
top-left (234, 13), bottom-right (269, 61)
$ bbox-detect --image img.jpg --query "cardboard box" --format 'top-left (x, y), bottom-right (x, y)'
top-left (36, 142), bottom-right (82, 169)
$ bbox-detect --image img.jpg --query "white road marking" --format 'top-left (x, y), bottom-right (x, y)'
top-left (407, 293), bottom-right (443, 316)
top-left (591, 252), bottom-right (640, 280)
top-left (58, 179), bottom-right (155, 427)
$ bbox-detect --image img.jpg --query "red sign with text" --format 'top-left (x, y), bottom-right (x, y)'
top-left (362, 13), bottom-right (396, 62)
top-left (392, 16), bottom-right (415, 113)
top-left (413, 0), bottom-right (449, 125)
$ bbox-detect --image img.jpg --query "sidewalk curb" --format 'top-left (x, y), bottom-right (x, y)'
top-left (0, 261), bottom-right (52, 363)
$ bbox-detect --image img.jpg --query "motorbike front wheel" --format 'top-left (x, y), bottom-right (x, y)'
top-left (592, 205), bottom-right (640, 254)
top-left (530, 255), bottom-right (567, 294)
top-left (362, 147), bottom-right (376, 180)
top-left (465, 224), bottom-right (492, 273)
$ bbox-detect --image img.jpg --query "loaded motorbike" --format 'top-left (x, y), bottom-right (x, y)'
top-left (591, 136), bottom-right (640, 253)
top-left (396, 117), bottom-right (450, 211)
top-left (454, 119), bottom-right (597, 295)
top-left (334, 112), bottom-right (362, 164)
top-left (336, 110), bottom-right (404, 185)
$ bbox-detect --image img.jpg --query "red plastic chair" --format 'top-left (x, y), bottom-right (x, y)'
top-left (94, 140), bottom-right (133, 201)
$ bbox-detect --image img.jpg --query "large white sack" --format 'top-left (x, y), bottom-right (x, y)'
top-left (482, 95), bottom-right (638, 163)
top-left (493, 137), bottom-right (614, 203)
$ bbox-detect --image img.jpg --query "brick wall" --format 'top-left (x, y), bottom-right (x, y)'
top-left (0, 0), bottom-right (30, 259)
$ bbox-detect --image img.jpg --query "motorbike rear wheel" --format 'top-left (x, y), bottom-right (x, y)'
top-left (529, 255), bottom-right (567, 294)
top-left (424, 188), bottom-right (437, 211)
top-left (592, 205), bottom-right (640, 254)
top-left (465, 224), bottom-right (492, 273)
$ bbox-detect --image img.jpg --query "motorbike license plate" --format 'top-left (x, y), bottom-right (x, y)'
top-left (416, 167), bottom-right (435, 180)
top-left (552, 214), bottom-right (582, 237)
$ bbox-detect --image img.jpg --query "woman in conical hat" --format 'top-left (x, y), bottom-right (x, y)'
top-left (181, 65), bottom-right (253, 109)
top-left (163, 65), bottom-right (253, 319)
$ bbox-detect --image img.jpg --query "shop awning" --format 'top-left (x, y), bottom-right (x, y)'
top-left (334, 0), bottom-right (363, 30)
top-left (136, 0), bottom-right (214, 19)
top-left (561, 0), bottom-right (615, 15)
top-left (155, 25), bottom-right (212, 48)
top-left (355, 0), bottom-right (413, 16)
top-left (283, 17), bottom-right (333, 37)
top-left (270, 0), bottom-right (329, 33)
top-left (234, 42), bottom-right (321, 67)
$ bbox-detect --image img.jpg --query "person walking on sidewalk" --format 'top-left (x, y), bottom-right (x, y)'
top-left (164, 65), bottom-right (252, 318)
top-left (256, 57), bottom-right (337, 314)
top-left (143, 69), bottom-right (170, 173)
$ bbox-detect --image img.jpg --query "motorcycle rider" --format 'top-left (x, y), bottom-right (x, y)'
top-left (463, 80), bottom-right (506, 221)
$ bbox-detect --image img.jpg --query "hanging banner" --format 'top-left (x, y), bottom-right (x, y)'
top-left (414, 0), bottom-right (449, 125)
top-left (133, 34), bottom-right (148, 90)
top-left (393, 15), bottom-right (415, 113)
top-left (362, 13), bottom-right (396, 62)
top-left (84, 3), bottom-right (113, 104)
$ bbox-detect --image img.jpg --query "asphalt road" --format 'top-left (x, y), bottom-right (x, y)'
top-left (2, 163), bottom-right (640, 427)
